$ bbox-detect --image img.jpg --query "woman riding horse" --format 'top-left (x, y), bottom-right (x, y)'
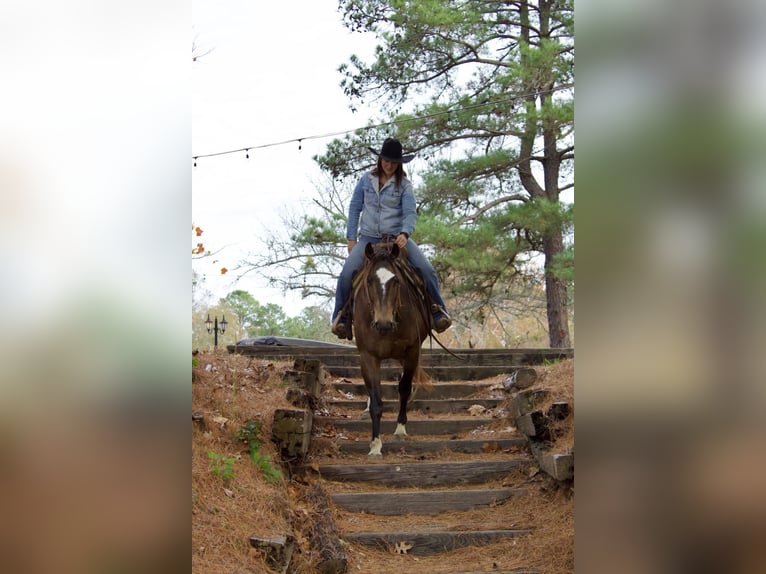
top-left (331, 138), bottom-right (451, 340)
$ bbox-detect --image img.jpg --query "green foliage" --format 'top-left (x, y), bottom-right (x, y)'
top-left (249, 449), bottom-right (282, 485)
top-left (236, 420), bottom-right (282, 485)
top-left (207, 451), bottom-right (236, 485)
top-left (235, 419), bottom-right (263, 450)
top-left (549, 247), bottom-right (574, 283)
top-left (223, 290), bottom-right (288, 337)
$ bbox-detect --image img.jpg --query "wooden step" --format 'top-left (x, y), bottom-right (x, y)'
top-left (229, 344), bottom-right (573, 366)
top-left (341, 528), bottom-right (533, 555)
top-left (332, 381), bottom-right (495, 400)
top-left (299, 460), bottom-right (525, 487)
top-left (318, 417), bottom-right (496, 435)
top-left (328, 398), bottom-right (502, 415)
top-left (326, 364), bottom-right (524, 381)
top-left (332, 487), bottom-right (525, 515)
top-left (336, 437), bottom-right (526, 455)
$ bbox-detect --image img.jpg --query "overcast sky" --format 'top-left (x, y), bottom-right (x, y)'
top-left (192, 0), bottom-right (379, 314)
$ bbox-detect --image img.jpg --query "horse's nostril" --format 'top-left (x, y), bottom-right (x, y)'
top-left (373, 321), bottom-right (396, 333)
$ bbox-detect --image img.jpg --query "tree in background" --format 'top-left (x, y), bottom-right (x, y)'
top-left (239, 0), bottom-right (573, 347)
top-left (239, 174), bottom-right (350, 301)
top-left (324, 0), bottom-right (574, 348)
top-left (192, 290), bottom-right (336, 348)
top-left (224, 290), bottom-right (288, 337)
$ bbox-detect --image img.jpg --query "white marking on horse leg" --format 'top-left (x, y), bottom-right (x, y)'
top-left (394, 423), bottom-right (408, 438)
top-left (368, 437), bottom-right (383, 456)
top-left (359, 396), bottom-right (371, 420)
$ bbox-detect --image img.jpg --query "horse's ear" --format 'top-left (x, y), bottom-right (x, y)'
top-left (365, 242), bottom-right (375, 259)
top-left (391, 243), bottom-right (400, 258)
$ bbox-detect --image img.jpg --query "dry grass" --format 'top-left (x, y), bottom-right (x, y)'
top-left (192, 352), bottom-right (299, 573)
top-left (532, 358), bottom-right (575, 453)
top-left (191, 352), bottom-right (574, 573)
top-left (335, 466), bottom-right (573, 573)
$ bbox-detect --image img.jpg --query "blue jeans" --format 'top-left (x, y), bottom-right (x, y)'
top-left (332, 236), bottom-right (448, 322)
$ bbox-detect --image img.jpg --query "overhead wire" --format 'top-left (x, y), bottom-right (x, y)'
top-left (192, 83), bottom-right (573, 164)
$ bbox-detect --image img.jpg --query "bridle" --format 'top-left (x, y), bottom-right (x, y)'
top-left (356, 248), bottom-right (403, 321)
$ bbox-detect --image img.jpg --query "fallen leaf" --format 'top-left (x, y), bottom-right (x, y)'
top-left (211, 415), bottom-right (228, 428)
top-left (394, 541), bottom-right (413, 555)
top-left (468, 404), bottom-right (487, 416)
top-left (310, 462), bottom-right (320, 472)
top-left (223, 488), bottom-right (234, 498)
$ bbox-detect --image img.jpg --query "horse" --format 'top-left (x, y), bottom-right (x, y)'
top-left (352, 242), bottom-right (431, 456)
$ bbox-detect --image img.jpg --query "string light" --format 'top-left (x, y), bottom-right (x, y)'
top-left (191, 84), bottom-right (573, 164)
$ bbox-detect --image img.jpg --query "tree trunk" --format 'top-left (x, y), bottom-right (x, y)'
top-left (544, 233), bottom-right (571, 348)
top-left (518, 0), bottom-right (572, 349)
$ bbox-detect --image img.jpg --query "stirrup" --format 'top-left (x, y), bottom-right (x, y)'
top-left (331, 313), bottom-right (353, 340)
top-left (430, 304), bottom-right (452, 333)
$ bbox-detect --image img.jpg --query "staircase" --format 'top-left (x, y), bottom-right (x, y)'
top-left (297, 374), bottom-right (546, 573)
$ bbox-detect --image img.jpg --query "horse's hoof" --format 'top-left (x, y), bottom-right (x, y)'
top-left (359, 410), bottom-right (371, 421)
top-left (367, 452), bottom-right (383, 457)
top-left (368, 437), bottom-right (383, 456)
top-left (393, 423), bottom-right (408, 440)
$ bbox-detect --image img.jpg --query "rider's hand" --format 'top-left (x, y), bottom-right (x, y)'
top-left (347, 240), bottom-right (357, 254)
top-left (395, 234), bottom-right (408, 249)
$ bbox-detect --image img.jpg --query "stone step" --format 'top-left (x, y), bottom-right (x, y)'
top-left (327, 398), bottom-right (502, 415)
top-left (298, 460), bottom-right (526, 487)
top-left (332, 487), bottom-right (525, 515)
top-left (341, 528), bottom-right (533, 556)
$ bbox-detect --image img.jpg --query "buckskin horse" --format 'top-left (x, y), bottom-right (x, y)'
top-left (352, 242), bottom-right (431, 456)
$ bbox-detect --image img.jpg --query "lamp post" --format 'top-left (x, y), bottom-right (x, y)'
top-left (205, 314), bottom-right (228, 348)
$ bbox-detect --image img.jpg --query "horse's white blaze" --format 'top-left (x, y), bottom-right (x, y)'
top-left (375, 267), bottom-right (395, 298)
top-left (394, 423), bottom-right (408, 437)
top-left (368, 437), bottom-right (383, 456)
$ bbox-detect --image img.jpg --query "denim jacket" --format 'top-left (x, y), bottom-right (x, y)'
top-left (346, 172), bottom-right (417, 240)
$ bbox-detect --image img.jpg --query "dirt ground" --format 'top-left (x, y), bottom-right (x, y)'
top-left (191, 351), bottom-right (573, 573)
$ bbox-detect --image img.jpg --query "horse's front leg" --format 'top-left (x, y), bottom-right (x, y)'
top-left (395, 353), bottom-right (419, 439)
top-left (360, 354), bottom-right (383, 456)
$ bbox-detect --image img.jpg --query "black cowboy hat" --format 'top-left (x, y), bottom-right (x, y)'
top-left (368, 137), bottom-right (415, 163)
